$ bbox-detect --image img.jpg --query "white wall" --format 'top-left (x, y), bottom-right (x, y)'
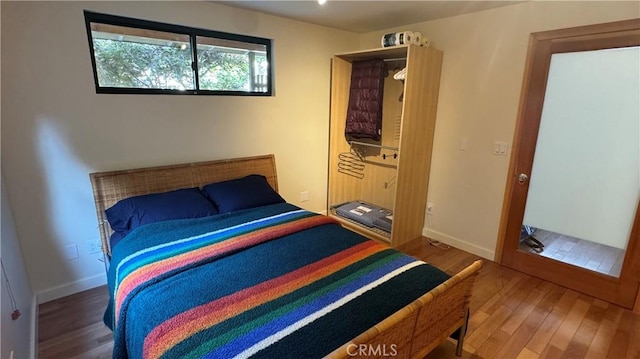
top-left (1, 1), bottom-right (358, 302)
top-left (358, 1), bottom-right (640, 259)
top-left (524, 47), bottom-right (640, 249)
top-left (1, 175), bottom-right (36, 359)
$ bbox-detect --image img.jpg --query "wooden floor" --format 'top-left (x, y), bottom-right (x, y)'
top-left (38, 237), bottom-right (640, 359)
top-left (518, 229), bottom-right (625, 277)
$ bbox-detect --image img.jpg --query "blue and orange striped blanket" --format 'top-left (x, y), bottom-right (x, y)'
top-left (105, 203), bottom-right (451, 359)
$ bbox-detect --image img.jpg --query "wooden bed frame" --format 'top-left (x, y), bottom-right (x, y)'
top-left (89, 154), bottom-right (482, 358)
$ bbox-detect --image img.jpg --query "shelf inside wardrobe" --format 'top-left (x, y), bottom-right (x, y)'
top-left (328, 212), bottom-right (391, 244)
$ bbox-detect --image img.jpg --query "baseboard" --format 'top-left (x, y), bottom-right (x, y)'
top-left (30, 293), bottom-right (38, 359)
top-left (422, 228), bottom-right (495, 260)
top-left (36, 272), bottom-right (107, 304)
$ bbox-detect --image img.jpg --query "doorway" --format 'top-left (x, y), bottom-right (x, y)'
top-left (498, 19), bottom-right (640, 309)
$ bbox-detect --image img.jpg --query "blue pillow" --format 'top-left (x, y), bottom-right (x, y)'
top-left (201, 175), bottom-right (285, 213)
top-left (105, 187), bottom-right (219, 239)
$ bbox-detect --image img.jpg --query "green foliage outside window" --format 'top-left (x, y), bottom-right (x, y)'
top-left (93, 39), bottom-right (261, 92)
top-left (197, 47), bottom-right (250, 91)
top-left (93, 39), bottom-right (193, 90)
top-left (85, 11), bottom-right (272, 95)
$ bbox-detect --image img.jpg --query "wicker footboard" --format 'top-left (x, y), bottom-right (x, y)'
top-left (328, 260), bottom-right (482, 359)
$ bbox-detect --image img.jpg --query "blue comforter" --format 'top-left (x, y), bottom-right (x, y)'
top-left (105, 203), bottom-right (450, 359)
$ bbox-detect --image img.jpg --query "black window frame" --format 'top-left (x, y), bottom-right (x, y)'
top-left (83, 10), bottom-right (273, 96)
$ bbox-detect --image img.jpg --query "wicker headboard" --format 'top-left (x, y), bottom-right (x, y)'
top-left (89, 154), bottom-right (278, 257)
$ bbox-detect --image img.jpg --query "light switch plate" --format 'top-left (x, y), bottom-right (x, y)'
top-left (494, 141), bottom-right (508, 155)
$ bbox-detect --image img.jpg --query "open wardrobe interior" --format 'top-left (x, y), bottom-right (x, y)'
top-left (327, 44), bottom-right (443, 247)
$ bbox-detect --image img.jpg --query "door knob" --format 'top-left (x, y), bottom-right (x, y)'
top-left (517, 173), bottom-right (529, 185)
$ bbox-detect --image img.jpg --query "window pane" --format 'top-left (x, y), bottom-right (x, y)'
top-left (253, 53), bottom-right (269, 92)
top-left (196, 36), bottom-right (268, 92)
top-left (84, 11), bottom-right (273, 95)
top-left (90, 24), bottom-right (194, 90)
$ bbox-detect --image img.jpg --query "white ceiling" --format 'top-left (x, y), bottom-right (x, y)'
top-left (215, 1), bottom-right (523, 33)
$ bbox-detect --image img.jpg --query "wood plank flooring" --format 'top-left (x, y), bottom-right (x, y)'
top-left (38, 237), bottom-right (640, 358)
top-left (518, 229), bottom-right (626, 277)
top-left (38, 284), bottom-right (113, 359)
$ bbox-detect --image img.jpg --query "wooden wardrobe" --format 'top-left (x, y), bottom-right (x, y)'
top-left (327, 44), bottom-right (443, 247)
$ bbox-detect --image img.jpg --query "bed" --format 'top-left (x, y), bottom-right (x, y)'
top-left (90, 154), bottom-right (481, 359)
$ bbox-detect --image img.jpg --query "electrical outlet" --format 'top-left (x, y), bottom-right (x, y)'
top-left (87, 238), bottom-right (102, 254)
top-left (300, 191), bottom-right (310, 202)
top-left (426, 202), bottom-right (434, 214)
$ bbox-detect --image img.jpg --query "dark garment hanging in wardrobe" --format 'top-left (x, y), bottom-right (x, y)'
top-left (345, 58), bottom-right (386, 141)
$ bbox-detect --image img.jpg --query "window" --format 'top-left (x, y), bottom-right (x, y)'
top-left (83, 11), bottom-right (272, 95)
